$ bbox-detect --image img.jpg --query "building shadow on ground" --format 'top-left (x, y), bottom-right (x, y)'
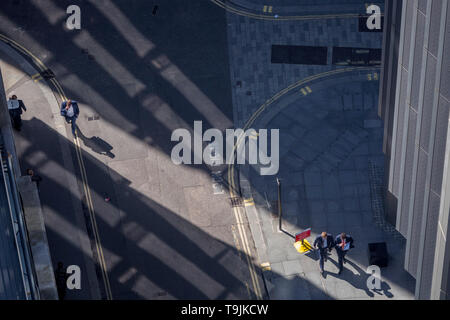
top-left (15, 117), bottom-right (334, 300)
top-left (323, 257), bottom-right (394, 298)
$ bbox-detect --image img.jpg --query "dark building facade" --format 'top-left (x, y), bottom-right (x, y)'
top-left (379, 0), bottom-right (450, 299)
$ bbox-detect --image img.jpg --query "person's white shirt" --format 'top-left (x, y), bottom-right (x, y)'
top-left (323, 237), bottom-right (327, 248)
top-left (7, 99), bottom-right (19, 110)
top-left (66, 105), bottom-right (75, 117)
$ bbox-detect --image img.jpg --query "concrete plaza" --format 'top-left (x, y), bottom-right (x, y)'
top-left (225, 2), bottom-right (416, 299)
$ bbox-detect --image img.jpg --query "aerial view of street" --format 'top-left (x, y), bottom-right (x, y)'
top-left (0, 0), bottom-right (449, 308)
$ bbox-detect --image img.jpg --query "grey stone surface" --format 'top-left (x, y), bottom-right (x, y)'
top-left (1, 0), bottom-right (267, 300)
top-left (282, 259), bottom-right (304, 276)
top-left (229, 9), bottom-right (415, 298)
top-left (268, 275), bottom-right (311, 300)
top-left (17, 176), bottom-right (58, 300)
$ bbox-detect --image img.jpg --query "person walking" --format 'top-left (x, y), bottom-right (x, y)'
top-left (313, 231), bottom-right (335, 277)
top-left (26, 169), bottom-right (42, 188)
top-left (60, 99), bottom-right (79, 136)
top-left (54, 262), bottom-right (68, 300)
top-left (335, 232), bottom-right (354, 274)
top-left (7, 95), bottom-right (26, 131)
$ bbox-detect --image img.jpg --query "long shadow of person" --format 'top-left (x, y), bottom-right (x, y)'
top-left (325, 258), bottom-right (394, 298)
top-left (348, 260), bottom-right (394, 298)
top-left (305, 248), bottom-right (320, 261)
top-left (76, 126), bottom-right (115, 158)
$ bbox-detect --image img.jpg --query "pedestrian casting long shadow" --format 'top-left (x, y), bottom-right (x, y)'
top-left (324, 257), bottom-right (394, 298)
top-left (75, 127), bottom-right (115, 159)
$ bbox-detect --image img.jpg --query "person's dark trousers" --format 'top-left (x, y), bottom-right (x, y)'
top-left (55, 269), bottom-right (67, 300)
top-left (337, 249), bottom-right (347, 272)
top-left (318, 248), bottom-right (327, 272)
top-left (9, 109), bottom-right (22, 130)
top-left (65, 116), bottom-right (77, 135)
top-left (57, 285), bottom-right (66, 300)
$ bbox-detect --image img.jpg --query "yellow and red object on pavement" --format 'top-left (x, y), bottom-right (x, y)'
top-left (294, 228), bottom-right (313, 254)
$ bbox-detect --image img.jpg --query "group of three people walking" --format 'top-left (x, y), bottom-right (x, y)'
top-left (313, 232), bottom-right (354, 277)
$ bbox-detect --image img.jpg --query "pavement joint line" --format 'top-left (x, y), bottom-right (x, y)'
top-left (0, 33), bottom-right (112, 300)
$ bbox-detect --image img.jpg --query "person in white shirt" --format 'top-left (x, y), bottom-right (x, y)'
top-left (60, 99), bottom-right (80, 136)
top-left (335, 233), bottom-right (354, 274)
top-left (7, 95), bottom-right (27, 131)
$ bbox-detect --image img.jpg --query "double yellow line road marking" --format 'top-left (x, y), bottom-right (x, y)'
top-left (0, 34), bottom-right (113, 300)
top-left (73, 131), bottom-right (113, 300)
top-left (31, 73), bottom-right (43, 82)
top-left (263, 5), bottom-right (273, 13)
top-left (210, 0), bottom-right (374, 21)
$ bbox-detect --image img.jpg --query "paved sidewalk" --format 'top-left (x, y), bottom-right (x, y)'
top-left (0, 0), bottom-right (262, 299)
top-left (226, 10), bottom-right (384, 129)
top-left (240, 69), bottom-right (415, 299)
top-left (225, 3), bottom-right (415, 299)
top-left (0, 41), bottom-right (101, 299)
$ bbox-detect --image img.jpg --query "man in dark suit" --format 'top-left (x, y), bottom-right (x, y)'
top-left (60, 99), bottom-right (80, 136)
top-left (54, 262), bottom-right (68, 300)
top-left (335, 232), bottom-right (354, 274)
top-left (7, 95), bottom-right (27, 131)
top-left (313, 232), bottom-right (335, 276)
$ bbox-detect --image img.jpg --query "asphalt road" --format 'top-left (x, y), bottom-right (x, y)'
top-left (0, 0), bottom-right (261, 299)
